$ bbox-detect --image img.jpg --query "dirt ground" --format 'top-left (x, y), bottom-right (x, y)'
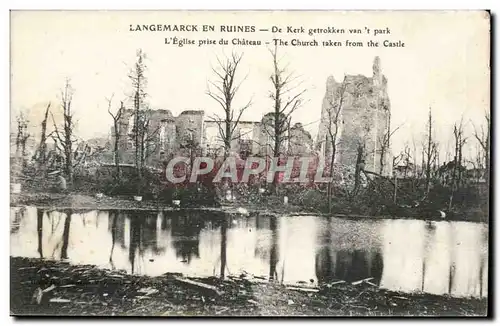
top-left (10, 257), bottom-right (487, 317)
top-left (8, 192), bottom-right (443, 221)
top-left (10, 193), bottom-right (162, 211)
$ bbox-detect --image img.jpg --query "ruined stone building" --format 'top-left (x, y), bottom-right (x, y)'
top-left (112, 57), bottom-right (393, 168)
top-left (111, 107), bottom-right (315, 166)
top-left (316, 56), bottom-right (392, 175)
top-left (203, 120), bottom-right (261, 158)
top-left (257, 113), bottom-right (313, 157)
top-left (289, 123), bottom-right (314, 156)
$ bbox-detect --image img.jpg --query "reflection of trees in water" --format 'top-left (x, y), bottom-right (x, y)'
top-left (125, 210), bottom-right (223, 272)
top-left (269, 216), bottom-right (279, 280)
top-left (47, 211), bottom-right (63, 236)
top-left (254, 215), bottom-right (272, 261)
top-left (37, 209), bottom-right (44, 258)
top-left (421, 221), bottom-right (436, 291)
top-left (127, 211), bottom-right (160, 274)
top-left (479, 226), bottom-right (488, 298)
top-left (141, 213), bottom-right (160, 254)
top-left (246, 214), bottom-right (278, 280)
top-left (220, 217), bottom-right (227, 278)
top-left (60, 209), bottom-right (72, 260)
top-left (335, 250), bottom-right (383, 282)
top-left (128, 214), bottom-right (142, 274)
top-left (10, 207), bottom-right (24, 234)
top-left (109, 211), bottom-right (127, 249)
top-left (448, 224), bottom-right (456, 295)
top-left (479, 255), bottom-right (486, 298)
top-left (255, 215), bottom-right (271, 230)
top-left (315, 217), bottom-right (333, 284)
top-left (170, 212), bottom-right (203, 264)
top-left (315, 249), bottom-right (332, 284)
top-left (108, 211), bottom-right (119, 270)
top-left (45, 211), bottom-right (63, 258)
top-left (316, 249), bottom-right (383, 283)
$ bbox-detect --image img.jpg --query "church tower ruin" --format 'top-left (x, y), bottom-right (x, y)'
top-left (317, 56), bottom-right (392, 176)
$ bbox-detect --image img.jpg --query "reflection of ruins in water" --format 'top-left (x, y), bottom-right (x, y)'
top-left (315, 217), bottom-right (383, 284)
top-left (10, 207), bottom-right (488, 298)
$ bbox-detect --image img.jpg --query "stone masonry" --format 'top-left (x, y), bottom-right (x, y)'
top-left (316, 56), bottom-right (392, 176)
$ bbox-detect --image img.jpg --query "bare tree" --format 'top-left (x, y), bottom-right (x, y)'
top-left (448, 118), bottom-right (467, 210)
top-left (353, 143), bottom-right (367, 195)
top-left (467, 143), bottom-right (484, 184)
top-left (323, 76), bottom-right (347, 211)
top-left (402, 144), bottom-right (413, 179)
top-left (106, 95), bottom-right (124, 178)
top-left (34, 103), bottom-right (51, 169)
top-left (423, 107), bottom-right (438, 194)
top-left (472, 112), bottom-right (490, 184)
top-left (349, 112), bottom-right (374, 196)
top-left (391, 152), bottom-right (404, 204)
top-left (377, 114), bottom-right (402, 175)
top-left (138, 108), bottom-right (161, 168)
top-left (128, 49), bottom-right (148, 180)
top-left (51, 79), bottom-right (76, 183)
top-left (15, 112), bottom-right (30, 166)
top-left (325, 77), bottom-right (347, 174)
top-left (180, 128), bottom-right (201, 173)
top-left (206, 52), bottom-right (252, 159)
top-left (268, 45), bottom-right (307, 190)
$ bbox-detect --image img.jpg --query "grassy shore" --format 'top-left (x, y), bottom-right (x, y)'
top-left (10, 257), bottom-right (487, 317)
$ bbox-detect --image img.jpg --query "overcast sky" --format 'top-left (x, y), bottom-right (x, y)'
top-left (11, 10), bottom-right (490, 160)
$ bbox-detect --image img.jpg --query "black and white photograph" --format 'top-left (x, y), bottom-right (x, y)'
top-left (9, 10), bottom-right (490, 317)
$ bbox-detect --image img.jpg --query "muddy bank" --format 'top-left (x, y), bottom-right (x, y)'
top-left (10, 257), bottom-right (487, 317)
top-left (11, 192), bottom-right (485, 223)
top-left (10, 193), bottom-right (162, 211)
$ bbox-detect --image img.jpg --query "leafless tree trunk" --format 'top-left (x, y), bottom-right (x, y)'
top-left (378, 114), bottom-right (402, 175)
top-left (180, 129), bottom-right (200, 173)
top-left (15, 112), bottom-right (30, 167)
top-left (424, 107), bottom-right (438, 194)
top-left (449, 118), bottom-right (467, 210)
top-left (207, 52), bottom-right (252, 159)
top-left (51, 79), bottom-right (76, 184)
top-left (473, 112), bottom-right (490, 184)
top-left (138, 109), bottom-right (161, 168)
top-left (392, 154), bottom-right (402, 203)
top-left (268, 45), bottom-right (306, 191)
top-left (36, 103), bottom-right (51, 169)
top-left (107, 95), bottom-right (124, 178)
top-left (353, 144), bottom-right (366, 195)
top-left (128, 49), bottom-right (148, 181)
top-left (324, 77), bottom-right (347, 211)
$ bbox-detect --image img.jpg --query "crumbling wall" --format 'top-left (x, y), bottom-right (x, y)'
top-left (317, 56), bottom-right (391, 176)
top-left (316, 75), bottom-right (341, 157)
top-left (289, 123), bottom-right (313, 155)
top-left (174, 110), bottom-right (205, 158)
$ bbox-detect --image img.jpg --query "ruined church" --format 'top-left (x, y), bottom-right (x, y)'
top-left (316, 56), bottom-right (392, 176)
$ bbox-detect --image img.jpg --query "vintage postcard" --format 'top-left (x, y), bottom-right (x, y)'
top-left (10, 10), bottom-right (490, 316)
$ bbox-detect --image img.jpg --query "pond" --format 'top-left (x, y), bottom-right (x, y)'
top-left (10, 207), bottom-right (488, 298)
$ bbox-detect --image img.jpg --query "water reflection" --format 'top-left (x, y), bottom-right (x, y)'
top-left (10, 207), bottom-right (488, 298)
top-left (315, 217), bottom-right (384, 284)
